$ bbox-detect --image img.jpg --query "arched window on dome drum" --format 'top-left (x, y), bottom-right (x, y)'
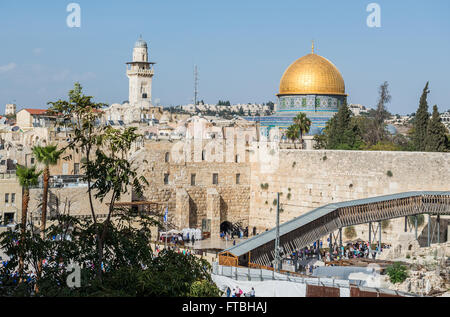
top-left (142, 93), bottom-right (147, 99)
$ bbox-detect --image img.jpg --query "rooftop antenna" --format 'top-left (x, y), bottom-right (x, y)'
top-left (311, 40), bottom-right (315, 54)
top-left (193, 65), bottom-right (199, 106)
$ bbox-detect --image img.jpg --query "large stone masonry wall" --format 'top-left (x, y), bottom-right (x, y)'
top-left (249, 150), bottom-right (450, 239)
top-left (133, 141), bottom-right (251, 231)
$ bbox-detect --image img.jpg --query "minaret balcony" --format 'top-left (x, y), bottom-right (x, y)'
top-left (126, 69), bottom-right (154, 77)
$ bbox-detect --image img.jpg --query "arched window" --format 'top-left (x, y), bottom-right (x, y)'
top-left (165, 152), bottom-right (169, 163)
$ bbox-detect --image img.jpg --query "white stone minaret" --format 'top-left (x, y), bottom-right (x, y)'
top-left (126, 36), bottom-right (155, 106)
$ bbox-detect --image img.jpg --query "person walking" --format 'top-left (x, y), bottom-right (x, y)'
top-left (226, 287), bottom-right (231, 297)
top-left (250, 287), bottom-right (255, 297)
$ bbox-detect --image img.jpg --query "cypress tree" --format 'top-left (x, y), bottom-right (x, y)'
top-left (425, 105), bottom-right (448, 152)
top-left (413, 82), bottom-right (430, 151)
top-left (325, 100), bottom-right (361, 149)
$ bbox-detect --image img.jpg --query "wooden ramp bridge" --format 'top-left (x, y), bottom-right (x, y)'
top-left (219, 191), bottom-right (450, 268)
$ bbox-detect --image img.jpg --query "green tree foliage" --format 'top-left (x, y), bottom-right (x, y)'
top-left (412, 82), bottom-right (430, 151)
top-left (293, 112), bottom-right (311, 143)
top-left (386, 262), bottom-right (408, 284)
top-left (357, 82), bottom-right (391, 146)
top-left (190, 280), bottom-right (223, 297)
top-left (407, 214), bottom-right (424, 227)
top-left (286, 124), bottom-right (300, 144)
top-left (317, 101), bottom-right (363, 150)
top-left (0, 214), bottom-right (220, 296)
top-left (286, 113), bottom-right (311, 148)
top-left (32, 144), bottom-right (63, 284)
top-left (217, 100), bottom-right (231, 106)
top-left (15, 165), bottom-right (41, 277)
top-left (266, 101), bottom-right (275, 111)
top-left (364, 141), bottom-right (402, 151)
top-left (425, 105), bottom-right (448, 152)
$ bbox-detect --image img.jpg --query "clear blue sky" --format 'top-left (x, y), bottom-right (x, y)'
top-left (0, 0), bottom-right (449, 115)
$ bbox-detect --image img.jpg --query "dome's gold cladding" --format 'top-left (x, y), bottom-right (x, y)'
top-left (278, 53), bottom-right (346, 96)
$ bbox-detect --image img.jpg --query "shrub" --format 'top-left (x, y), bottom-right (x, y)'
top-left (323, 155), bottom-right (327, 161)
top-left (408, 214), bottom-right (424, 227)
top-left (344, 226), bottom-right (356, 239)
top-left (260, 183), bottom-right (269, 190)
top-left (189, 280), bottom-right (222, 297)
top-left (386, 262), bottom-right (408, 284)
top-left (273, 199), bottom-right (278, 206)
top-left (386, 170), bottom-right (393, 177)
top-left (381, 219), bottom-right (390, 229)
top-left (287, 193), bottom-right (291, 200)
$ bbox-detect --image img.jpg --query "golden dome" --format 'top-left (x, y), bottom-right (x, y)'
top-left (278, 52), bottom-right (346, 96)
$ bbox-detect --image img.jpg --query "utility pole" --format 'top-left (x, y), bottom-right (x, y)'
top-left (193, 65), bottom-right (199, 106)
top-left (274, 192), bottom-right (281, 272)
top-left (164, 204), bottom-right (168, 250)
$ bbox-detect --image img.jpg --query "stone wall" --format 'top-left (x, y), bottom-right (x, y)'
top-left (249, 150), bottom-right (450, 239)
top-left (133, 141), bottom-right (251, 231)
top-left (23, 144), bottom-right (448, 243)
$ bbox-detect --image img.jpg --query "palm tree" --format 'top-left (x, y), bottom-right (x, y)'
top-left (32, 145), bottom-right (63, 239)
top-left (286, 125), bottom-right (300, 148)
top-left (16, 165), bottom-right (41, 276)
top-left (293, 113), bottom-right (312, 147)
top-left (32, 145), bottom-right (62, 286)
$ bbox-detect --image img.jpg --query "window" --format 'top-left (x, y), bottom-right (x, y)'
top-left (31, 157), bottom-right (35, 165)
top-left (212, 173), bottom-right (218, 185)
top-left (74, 163), bottom-right (80, 175)
top-left (11, 193), bottom-right (15, 204)
top-left (236, 174), bottom-right (240, 185)
top-left (142, 93), bottom-right (148, 99)
top-left (202, 150), bottom-right (206, 161)
top-left (235, 154), bottom-right (239, 163)
top-left (5, 193), bottom-right (9, 203)
top-left (165, 152), bottom-right (170, 163)
top-left (191, 174), bottom-right (196, 186)
top-left (62, 163), bottom-right (69, 175)
top-left (3, 213), bottom-right (14, 225)
top-left (164, 173), bottom-right (169, 185)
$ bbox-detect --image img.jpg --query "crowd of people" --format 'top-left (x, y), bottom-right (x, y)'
top-left (159, 228), bottom-right (202, 246)
top-left (283, 239), bottom-right (392, 275)
top-left (224, 286), bottom-right (255, 297)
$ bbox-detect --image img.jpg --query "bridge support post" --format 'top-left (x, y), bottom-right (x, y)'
top-left (369, 222), bottom-right (372, 245)
top-left (329, 233), bottom-right (333, 261)
top-left (404, 216), bottom-right (408, 232)
top-left (415, 215), bottom-right (418, 240)
top-left (378, 221), bottom-right (382, 255)
top-left (316, 240), bottom-right (320, 260)
top-left (437, 215), bottom-right (440, 244)
top-left (428, 214), bottom-right (431, 247)
top-left (339, 228), bottom-right (343, 257)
